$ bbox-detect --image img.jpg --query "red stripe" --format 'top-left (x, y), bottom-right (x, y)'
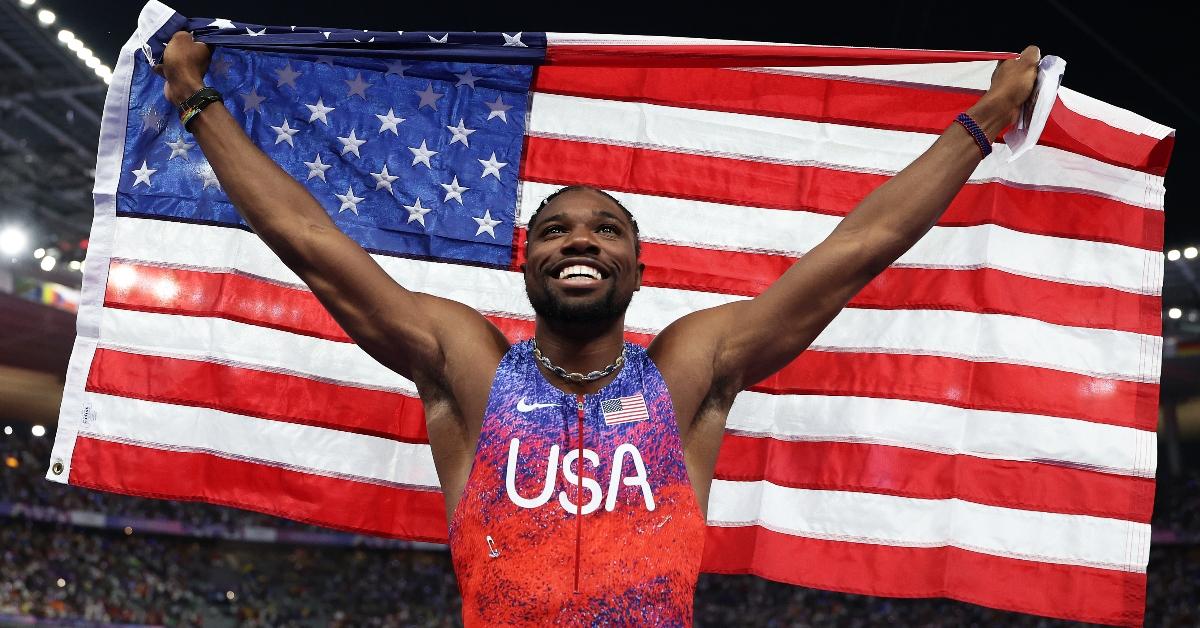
top-left (701, 525), bottom-right (1145, 627)
top-left (520, 136), bottom-right (1164, 251)
top-left (544, 44), bottom-right (1015, 68)
top-left (86, 348), bottom-right (429, 444)
top-left (68, 436), bottom-right (448, 542)
top-left (531, 66), bottom-right (1171, 175)
top-left (512, 229), bottom-right (1161, 336)
top-left (103, 262), bottom-right (1158, 429)
top-left (715, 436), bottom-right (1155, 522)
top-left (1044, 96), bottom-right (1175, 177)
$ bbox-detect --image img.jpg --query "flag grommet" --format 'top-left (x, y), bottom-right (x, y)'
top-left (51, 460), bottom-right (64, 475)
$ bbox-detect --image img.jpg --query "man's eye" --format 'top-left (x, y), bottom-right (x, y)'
top-left (598, 224), bottom-right (619, 235)
top-left (542, 225), bottom-right (566, 235)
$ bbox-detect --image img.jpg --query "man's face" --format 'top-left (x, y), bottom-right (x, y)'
top-left (524, 189), bottom-right (643, 326)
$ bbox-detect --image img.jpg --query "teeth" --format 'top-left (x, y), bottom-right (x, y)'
top-left (557, 265), bottom-right (602, 280)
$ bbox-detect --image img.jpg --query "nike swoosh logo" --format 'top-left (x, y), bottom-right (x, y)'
top-left (516, 398), bottom-right (558, 413)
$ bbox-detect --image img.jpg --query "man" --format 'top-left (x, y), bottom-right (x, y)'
top-left (157, 31), bottom-right (1038, 626)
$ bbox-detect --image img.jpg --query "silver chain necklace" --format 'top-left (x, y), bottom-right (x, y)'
top-left (531, 339), bottom-right (625, 383)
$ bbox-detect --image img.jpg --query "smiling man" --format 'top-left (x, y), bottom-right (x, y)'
top-left (158, 30), bottom-right (1038, 626)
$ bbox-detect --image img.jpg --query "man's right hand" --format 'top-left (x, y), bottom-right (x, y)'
top-left (159, 31), bottom-right (212, 106)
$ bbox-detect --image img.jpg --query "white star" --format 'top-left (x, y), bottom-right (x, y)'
top-left (321, 31), bottom-right (331, 40)
top-left (473, 209), bottom-right (502, 238)
top-left (197, 162), bottom-right (221, 190)
top-left (270, 119), bottom-right (299, 146)
top-left (384, 59), bottom-right (410, 76)
top-left (141, 107), bottom-right (164, 133)
top-left (246, 27), bottom-right (266, 36)
top-left (454, 69), bottom-right (481, 89)
top-left (131, 160), bottom-right (156, 187)
top-left (334, 185), bottom-right (365, 214)
top-left (241, 88), bottom-right (265, 113)
top-left (408, 140), bottom-right (438, 168)
top-left (485, 95), bottom-right (512, 123)
top-left (207, 18), bottom-right (235, 29)
top-left (345, 73), bottom-right (371, 99)
top-left (502, 32), bottom-right (527, 47)
top-left (403, 197), bottom-right (433, 226)
top-left (337, 129), bottom-right (367, 157)
top-left (370, 164), bottom-right (399, 192)
top-left (415, 83), bottom-right (443, 110)
top-left (375, 109), bottom-right (405, 135)
top-left (428, 33), bottom-right (448, 43)
top-left (275, 62), bottom-right (301, 88)
top-left (305, 98), bottom-right (335, 125)
top-left (165, 137), bottom-right (194, 160)
top-left (440, 176), bottom-right (469, 204)
top-left (304, 154), bottom-right (331, 181)
top-left (446, 119), bottom-right (476, 147)
top-left (478, 152), bottom-right (508, 179)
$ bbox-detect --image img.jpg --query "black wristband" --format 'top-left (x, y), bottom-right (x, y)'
top-left (179, 86), bottom-right (222, 131)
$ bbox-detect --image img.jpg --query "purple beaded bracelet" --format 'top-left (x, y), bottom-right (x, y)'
top-left (955, 112), bottom-right (992, 159)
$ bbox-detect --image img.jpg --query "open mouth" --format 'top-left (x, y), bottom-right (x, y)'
top-left (550, 261), bottom-right (609, 287)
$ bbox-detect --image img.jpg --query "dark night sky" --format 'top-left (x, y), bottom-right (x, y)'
top-left (54, 0), bottom-right (1195, 246)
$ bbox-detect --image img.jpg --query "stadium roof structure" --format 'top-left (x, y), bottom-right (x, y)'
top-left (0, 0), bottom-right (108, 284)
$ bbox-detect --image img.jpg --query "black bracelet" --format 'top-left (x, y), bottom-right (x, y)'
top-left (179, 86), bottom-right (222, 131)
top-left (955, 112), bottom-right (992, 159)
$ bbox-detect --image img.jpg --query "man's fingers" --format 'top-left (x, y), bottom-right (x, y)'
top-left (1020, 45), bottom-right (1041, 66)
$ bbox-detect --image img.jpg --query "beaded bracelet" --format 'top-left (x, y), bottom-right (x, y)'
top-left (179, 86), bottom-right (223, 131)
top-left (955, 112), bottom-right (992, 159)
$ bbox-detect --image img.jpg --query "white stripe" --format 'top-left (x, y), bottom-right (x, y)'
top-left (707, 480), bottom-right (1151, 572)
top-left (518, 181), bottom-right (1164, 294)
top-left (1058, 86), bottom-right (1174, 140)
top-left (528, 92), bottom-right (1165, 210)
top-left (547, 33), bottom-right (802, 47)
top-left (735, 61), bottom-right (995, 91)
top-left (728, 392), bottom-right (1157, 477)
top-left (81, 393), bottom-right (441, 490)
top-left (113, 217), bottom-right (1161, 382)
top-left (99, 308), bottom-right (415, 393)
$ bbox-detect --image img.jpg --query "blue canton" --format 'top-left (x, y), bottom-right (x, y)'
top-left (117, 41), bottom-right (533, 268)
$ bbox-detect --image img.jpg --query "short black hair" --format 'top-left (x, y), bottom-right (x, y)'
top-left (526, 185), bottom-right (640, 256)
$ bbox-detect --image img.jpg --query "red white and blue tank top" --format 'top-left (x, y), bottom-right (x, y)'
top-left (449, 340), bottom-right (706, 626)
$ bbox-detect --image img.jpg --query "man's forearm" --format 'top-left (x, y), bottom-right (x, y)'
top-left (185, 96), bottom-right (337, 250)
top-left (830, 94), bottom-right (1012, 270)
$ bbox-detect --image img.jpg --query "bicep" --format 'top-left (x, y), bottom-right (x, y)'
top-left (712, 231), bottom-right (883, 388)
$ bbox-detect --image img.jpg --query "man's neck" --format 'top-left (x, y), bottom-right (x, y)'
top-left (533, 316), bottom-right (626, 382)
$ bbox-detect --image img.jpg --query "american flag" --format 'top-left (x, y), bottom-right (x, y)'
top-left (601, 394), bottom-right (650, 426)
top-left (46, 1), bottom-right (1174, 625)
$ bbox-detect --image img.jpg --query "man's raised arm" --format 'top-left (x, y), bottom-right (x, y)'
top-left (657, 46), bottom-right (1041, 396)
top-left (157, 32), bottom-right (505, 382)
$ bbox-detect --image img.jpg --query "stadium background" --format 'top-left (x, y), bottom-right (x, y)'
top-left (1, 0), bottom-right (1195, 625)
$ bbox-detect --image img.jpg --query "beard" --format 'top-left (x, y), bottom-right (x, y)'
top-left (526, 278), bottom-right (633, 325)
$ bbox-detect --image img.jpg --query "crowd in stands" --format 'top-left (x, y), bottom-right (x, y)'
top-left (2, 427), bottom-right (1198, 626)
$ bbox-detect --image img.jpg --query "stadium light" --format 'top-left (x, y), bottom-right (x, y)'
top-left (0, 226), bottom-right (29, 256)
top-left (1167, 249), bottom-right (1181, 261)
top-left (36, 8), bottom-right (55, 25)
top-left (40, 255), bottom-right (56, 272)
top-left (1168, 307), bottom-right (1183, 319)
top-left (226, 591), bottom-right (237, 601)
top-left (34, 248), bottom-right (45, 259)
top-left (69, 260), bottom-right (81, 271)
top-left (85, 56), bottom-right (100, 69)
top-left (19, 0), bottom-right (35, 7)
top-left (67, 38), bottom-right (83, 52)
top-left (1186, 247), bottom-right (1199, 260)
top-left (124, 526), bottom-right (133, 535)
top-left (2, 426), bottom-right (11, 435)
top-left (76, 46), bottom-right (93, 62)
top-left (31, 425), bottom-right (46, 437)
top-left (57, 29), bottom-right (75, 43)
top-left (56, 578), bottom-right (66, 588)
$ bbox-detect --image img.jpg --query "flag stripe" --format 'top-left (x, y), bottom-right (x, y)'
top-left (69, 436), bottom-right (447, 542)
top-left (86, 347), bottom-right (430, 443)
top-left (715, 437), bottom-right (1155, 521)
top-left (519, 137), bottom-right (1165, 252)
top-left (110, 218), bottom-right (1163, 383)
top-left (527, 93), bottom-right (1165, 211)
top-left (512, 232), bottom-right (1161, 335)
top-left (79, 392), bottom-right (439, 489)
top-left (727, 391), bottom-right (1156, 478)
top-left (706, 480), bottom-right (1150, 572)
top-left (701, 526), bottom-right (1145, 626)
top-left (102, 261), bottom-right (1159, 429)
top-left (531, 66), bottom-right (1169, 175)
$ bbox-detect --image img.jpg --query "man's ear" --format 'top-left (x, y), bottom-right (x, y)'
top-left (634, 262), bottom-right (645, 291)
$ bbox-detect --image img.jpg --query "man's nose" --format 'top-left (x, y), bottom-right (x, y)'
top-left (560, 228), bottom-right (599, 253)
